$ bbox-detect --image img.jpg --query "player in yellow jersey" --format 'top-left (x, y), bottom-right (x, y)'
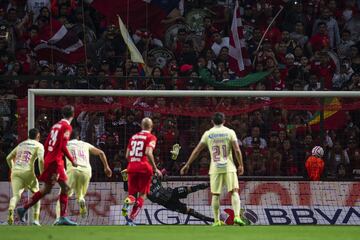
top-left (6, 128), bottom-right (44, 225)
top-left (55, 130), bottom-right (112, 222)
top-left (181, 112), bottom-right (245, 226)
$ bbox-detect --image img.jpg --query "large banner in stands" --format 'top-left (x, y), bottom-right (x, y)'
top-left (0, 181), bottom-right (359, 225)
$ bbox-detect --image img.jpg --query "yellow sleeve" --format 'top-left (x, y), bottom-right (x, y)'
top-left (86, 142), bottom-right (95, 152)
top-left (200, 131), bottom-right (208, 144)
top-left (230, 129), bottom-right (238, 142)
top-left (6, 146), bottom-right (17, 169)
top-left (37, 144), bottom-right (45, 174)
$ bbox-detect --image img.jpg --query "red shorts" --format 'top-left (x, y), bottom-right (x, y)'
top-left (127, 172), bottom-right (152, 195)
top-left (38, 161), bottom-right (67, 184)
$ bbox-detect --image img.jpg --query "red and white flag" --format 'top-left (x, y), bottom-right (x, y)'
top-left (229, 1), bottom-right (252, 77)
top-left (31, 19), bottom-right (85, 64)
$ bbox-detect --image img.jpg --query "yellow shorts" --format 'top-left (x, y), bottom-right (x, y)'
top-left (67, 169), bottom-right (91, 199)
top-left (210, 172), bottom-right (239, 194)
top-left (11, 170), bottom-right (39, 193)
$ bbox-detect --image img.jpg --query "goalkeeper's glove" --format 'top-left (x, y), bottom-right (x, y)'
top-left (170, 143), bottom-right (181, 160)
top-left (121, 169), bottom-right (128, 182)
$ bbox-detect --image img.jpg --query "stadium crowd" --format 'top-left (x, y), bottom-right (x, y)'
top-left (1, 0), bottom-right (360, 181)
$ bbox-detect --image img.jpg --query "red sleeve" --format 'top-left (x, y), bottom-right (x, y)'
top-left (147, 135), bottom-right (157, 149)
top-left (62, 125), bottom-right (75, 163)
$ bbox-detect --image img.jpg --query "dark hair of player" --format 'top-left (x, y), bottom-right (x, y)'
top-left (212, 112), bottom-right (225, 125)
top-left (28, 128), bottom-right (40, 140)
top-left (62, 105), bottom-right (75, 119)
top-left (70, 129), bottom-right (80, 140)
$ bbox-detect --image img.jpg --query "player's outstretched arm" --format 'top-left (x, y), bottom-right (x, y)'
top-left (181, 142), bottom-right (206, 175)
top-left (90, 146), bottom-right (112, 177)
top-left (145, 147), bottom-right (162, 177)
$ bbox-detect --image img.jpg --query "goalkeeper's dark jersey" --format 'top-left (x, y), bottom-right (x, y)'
top-left (147, 175), bottom-right (173, 204)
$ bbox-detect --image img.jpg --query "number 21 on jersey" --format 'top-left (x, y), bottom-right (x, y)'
top-left (212, 145), bottom-right (227, 162)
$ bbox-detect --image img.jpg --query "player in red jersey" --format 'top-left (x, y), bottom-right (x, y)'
top-left (17, 105), bottom-right (78, 226)
top-left (122, 117), bottom-right (162, 226)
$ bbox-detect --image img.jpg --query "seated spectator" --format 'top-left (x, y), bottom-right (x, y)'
top-left (332, 60), bottom-right (354, 89)
top-left (336, 163), bottom-right (348, 179)
top-left (307, 22), bottom-right (330, 55)
top-left (211, 31), bottom-right (229, 57)
top-left (304, 74), bottom-right (321, 91)
top-left (327, 140), bottom-right (350, 176)
top-left (337, 30), bottom-right (355, 58)
top-left (246, 138), bottom-right (267, 176)
top-left (310, 51), bottom-right (336, 89)
top-left (290, 21), bottom-right (309, 48)
top-left (312, 7), bottom-right (340, 49)
top-left (243, 126), bottom-right (267, 149)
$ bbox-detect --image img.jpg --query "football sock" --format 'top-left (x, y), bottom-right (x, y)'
top-left (231, 191), bottom-right (241, 218)
top-left (60, 193), bottom-right (69, 217)
top-left (24, 191), bottom-right (42, 210)
top-left (33, 200), bottom-right (41, 221)
top-left (55, 200), bottom-right (61, 219)
top-left (33, 213), bottom-right (40, 222)
top-left (212, 195), bottom-right (220, 222)
top-left (189, 208), bottom-right (214, 222)
top-left (130, 197), bottom-right (144, 221)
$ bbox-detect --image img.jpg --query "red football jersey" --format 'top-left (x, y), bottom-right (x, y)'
top-left (126, 130), bottom-right (157, 174)
top-left (44, 119), bottom-right (74, 166)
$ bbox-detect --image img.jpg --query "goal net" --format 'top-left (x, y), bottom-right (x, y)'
top-left (5, 89), bottom-right (360, 225)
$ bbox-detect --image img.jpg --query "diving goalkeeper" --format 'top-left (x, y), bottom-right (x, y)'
top-left (122, 169), bottom-right (214, 223)
top-left (122, 143), bottom-right (213, 223)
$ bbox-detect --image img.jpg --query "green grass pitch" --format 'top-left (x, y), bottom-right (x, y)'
top-left (1, 226), bottom-right (359, 240)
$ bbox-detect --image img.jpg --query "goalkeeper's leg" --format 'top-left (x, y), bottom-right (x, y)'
top-left (174, 183), bottom-right (209, 199)
top-left (187, 208), bottom-right (214, 222)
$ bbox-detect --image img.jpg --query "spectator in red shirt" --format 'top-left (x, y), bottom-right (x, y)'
top-left (311, 51), bottom-right (337, 89)
top-left (307, 22), bottom-right (330, 55)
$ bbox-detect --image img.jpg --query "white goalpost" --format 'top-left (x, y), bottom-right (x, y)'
top-left (24, 89), bottom-right (360, 225)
